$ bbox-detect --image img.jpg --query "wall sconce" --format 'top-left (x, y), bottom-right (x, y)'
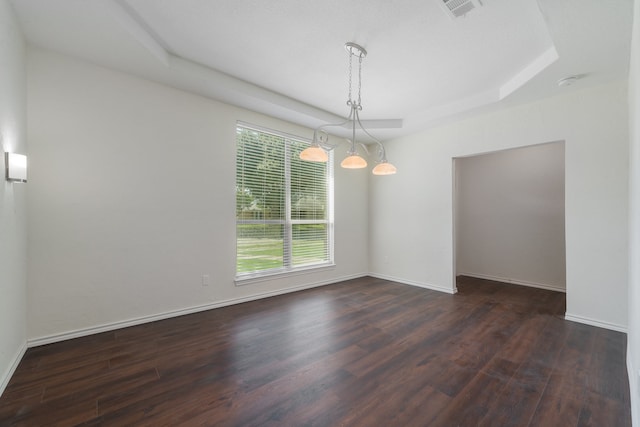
top-left (5, 152), bottom-right (27, 183)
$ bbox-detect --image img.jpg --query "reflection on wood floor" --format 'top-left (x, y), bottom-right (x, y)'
top-left (0, 275), bottom-right (631, 426)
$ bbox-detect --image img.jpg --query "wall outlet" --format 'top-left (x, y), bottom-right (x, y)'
top-left (202, 274), bottom-right (210, 286)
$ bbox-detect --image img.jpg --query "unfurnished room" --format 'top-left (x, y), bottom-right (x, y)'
top-left (1, 0), bottom-right (640, 425)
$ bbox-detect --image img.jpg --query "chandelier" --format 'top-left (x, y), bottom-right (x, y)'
top-left (299, 42), bottom-right (397, 175)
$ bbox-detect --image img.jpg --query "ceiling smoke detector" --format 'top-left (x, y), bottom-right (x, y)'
top-left (439, 0), bottom-right (484, 19)
top-left (557, 75), bottom-right (582, 87)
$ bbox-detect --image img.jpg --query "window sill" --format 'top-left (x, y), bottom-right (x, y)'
top-left (235, 263), bottom-right (336, 286)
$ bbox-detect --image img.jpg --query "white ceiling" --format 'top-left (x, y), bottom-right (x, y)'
top-left (10, 0), bottom-right (634, 140)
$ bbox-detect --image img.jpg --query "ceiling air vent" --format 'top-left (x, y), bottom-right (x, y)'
top-left (439, 0), bottom-right (484, 19)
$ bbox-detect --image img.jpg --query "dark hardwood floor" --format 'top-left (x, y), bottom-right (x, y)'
top-left (0, 276), bottom-right (631, 426)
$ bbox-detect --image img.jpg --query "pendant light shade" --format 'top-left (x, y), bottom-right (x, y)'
top-left (372, 161), bottom-right (397, 175)
top-left (300, 145), bottom-right (329, 162)
top-left (341, 154), bottom-right (368, 169)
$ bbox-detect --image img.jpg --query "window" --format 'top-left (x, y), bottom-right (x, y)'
top-left (235, 122), bottom-right (333, 280)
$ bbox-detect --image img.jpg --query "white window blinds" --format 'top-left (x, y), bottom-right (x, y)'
top-left (236, 123), bottom-right (333, 278)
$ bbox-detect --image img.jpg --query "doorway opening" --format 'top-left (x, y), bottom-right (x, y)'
top-left (453, 141), bottom-right (566, 298)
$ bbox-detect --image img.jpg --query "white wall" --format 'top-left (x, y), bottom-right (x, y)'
top-left (455, 142), bottom-right (566, 291)
top-left (0, 0), bottom-right (28, 395)
top-left (370, 80), bottom-right (629, 331)
top-left (627, 0), bottom-right (640, 424)
top-left (26, 48), bottom-right (369, 342)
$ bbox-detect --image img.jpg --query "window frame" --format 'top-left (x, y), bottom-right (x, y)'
top-left (235, 121), bottom-right (335, 284)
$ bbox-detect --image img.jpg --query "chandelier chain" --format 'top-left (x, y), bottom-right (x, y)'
top-left (357, 54), bottom-right (363, 109)
top-left (347, 50), bottom-right (353, 106)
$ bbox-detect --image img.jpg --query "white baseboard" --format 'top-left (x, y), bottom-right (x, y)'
top-left (0, 341), bottom-right (27, 398)
top-left (564, 313), bottom-right (627, 333)
top-left (368, 273), bottom-right (456, 295)
top-left (457, 272), bottom-right (566, 293)
top-left (627, 347), bottom-right (638, 427)
top-left (28, 273), bottom-right (367, 347)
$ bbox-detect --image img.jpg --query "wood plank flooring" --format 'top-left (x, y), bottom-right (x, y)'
top-left (0, 276), bottom-right (631, 426)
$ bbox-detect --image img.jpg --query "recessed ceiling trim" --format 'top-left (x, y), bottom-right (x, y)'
top-left (102, 0), bottom-right (372, 133)
top-left (15, 0), bottom-right (627, 141)
top-left (103, 0), bottom-right (170, 66)
top-left (343, 119), bottom-right (403, 130)
top-left (407, 88), bottom-right (498, 126)
top-left (499, 46), bottom-right (559, 99)
top-left (168, 55), bottom-right (347, 123)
